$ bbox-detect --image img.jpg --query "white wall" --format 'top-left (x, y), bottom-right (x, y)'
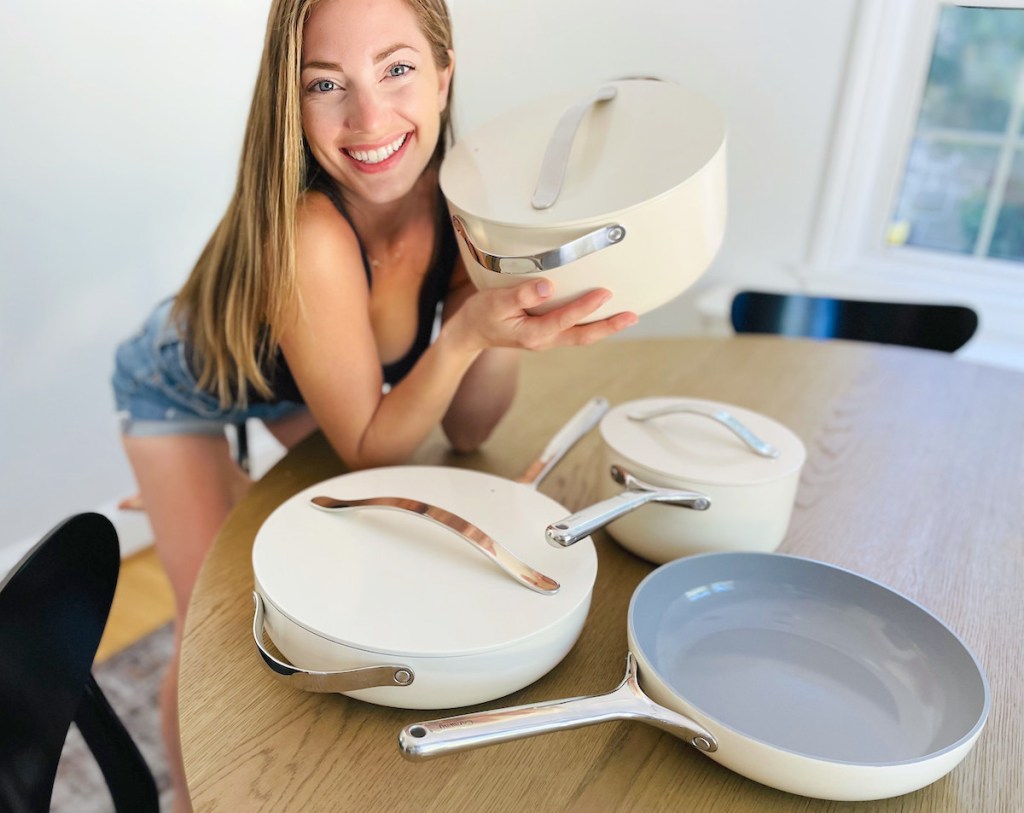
top-left (0, 1), bottom-right (272, 549)
top-left (0, 0), bottom-right (858, 554)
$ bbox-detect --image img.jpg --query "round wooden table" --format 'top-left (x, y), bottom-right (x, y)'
top-left (180, 336), bottom-right (1024, 812)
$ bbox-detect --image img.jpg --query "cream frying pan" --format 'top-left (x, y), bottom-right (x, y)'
top-left (399, 552), bottom-right (989, 800)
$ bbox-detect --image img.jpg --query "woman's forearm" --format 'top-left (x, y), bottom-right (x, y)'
top-left (311, 280), bottom-right (633, 470)
top-left (441, 348), bottom-right (520, 453)
top-left (320, 327), bottom-right (482, 469)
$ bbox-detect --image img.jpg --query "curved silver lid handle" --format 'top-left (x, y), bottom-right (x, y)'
top-left (546, 465), bottom-right (711, 549)
top-left (310, 495), bottom-right (560, 595)
top-left (532, 85), bottom-right (618, 210)
top-left (627, 405), bottom-right (781, 459)
top-left (252, 593), bottom-right (414, 693)
top-left (451, 215), bottom-right (625, 275)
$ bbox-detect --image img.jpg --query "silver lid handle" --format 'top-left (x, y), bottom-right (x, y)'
top-left (627, 405), bottom-right (781, 459)
top-left (532, 85), bottom-right (618, 210)
top-left (310, 495), bottom-right (559, 595)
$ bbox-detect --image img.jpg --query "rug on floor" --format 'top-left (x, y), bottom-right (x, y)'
top-left (50, 622), bottom-right (173, 813)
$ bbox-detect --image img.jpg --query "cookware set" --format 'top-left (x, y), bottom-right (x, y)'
top-left (249, 79), bottom-right (989, 799)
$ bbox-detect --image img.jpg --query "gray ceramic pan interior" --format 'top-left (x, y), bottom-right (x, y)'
top-left (629, 552), bottom-right (990, 764)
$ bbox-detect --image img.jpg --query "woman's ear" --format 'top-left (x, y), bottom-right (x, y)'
top-left (438, 49), bottom-right (454, 111)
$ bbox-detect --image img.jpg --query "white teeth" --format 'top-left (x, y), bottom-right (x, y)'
top-left (346, 134), bottom-right (407, 164)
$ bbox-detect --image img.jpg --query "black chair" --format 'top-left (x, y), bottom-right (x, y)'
top-left (0, 513), bottom-right (159, 813)
top-left (729, 290), bottom-right (978, 353)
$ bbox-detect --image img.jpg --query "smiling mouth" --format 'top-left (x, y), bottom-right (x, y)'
top-left (344, 133), bottom-right (409, 165)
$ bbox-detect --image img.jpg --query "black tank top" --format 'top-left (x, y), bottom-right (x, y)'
top-left (257, 184), bottom-right (458, 404)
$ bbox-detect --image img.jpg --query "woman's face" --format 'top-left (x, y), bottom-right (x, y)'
top-left (300, 0), bottom-right (453, 207)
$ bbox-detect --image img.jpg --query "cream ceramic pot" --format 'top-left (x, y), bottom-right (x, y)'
top-left (440, 79), bottom-right (727, 323)
top-left (547, 397), bottom-right (806, 562)
top-left (251, 466), bottom-right (598, 710)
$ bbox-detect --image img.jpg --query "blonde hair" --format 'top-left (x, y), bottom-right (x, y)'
top-left (174, 0), bottom-right (454, 407)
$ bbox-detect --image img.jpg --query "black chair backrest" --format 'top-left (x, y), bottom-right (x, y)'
top-left (0, 513), bottom-right (158, 813)
top-left (730, 291), bottom-right (978, 353)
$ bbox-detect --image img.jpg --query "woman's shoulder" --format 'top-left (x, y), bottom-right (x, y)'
top-left (297, 189), bottom-right (357, 241)
top-left (295, 189), bottom-right (364, 276)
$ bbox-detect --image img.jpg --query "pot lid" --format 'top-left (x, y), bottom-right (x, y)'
top-left (252, 466), bottom-right (597, 658)
top-left (440, 78), bottom-right (726, 228)
top-left (600, 398), bottom-right (806, 486)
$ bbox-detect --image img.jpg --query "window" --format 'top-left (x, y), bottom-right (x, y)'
top-left (807, 1), bottom-right (1024, 297)
top-left (801, 0), bottom-right (1024, 367)
top-left (889, 5), bottom-right (1024, 262)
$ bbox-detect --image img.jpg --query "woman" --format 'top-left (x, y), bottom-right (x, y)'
top-left (112, 0), bottom-right (635, 808)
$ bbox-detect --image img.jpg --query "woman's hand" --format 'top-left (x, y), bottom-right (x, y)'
top-left (444, 279), bottom-right (638, 353)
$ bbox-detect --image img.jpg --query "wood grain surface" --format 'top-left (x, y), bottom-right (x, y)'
top-left (179, 336), bottom-right (1024, 812)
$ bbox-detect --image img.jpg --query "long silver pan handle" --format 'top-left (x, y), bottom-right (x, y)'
top-left (310, 495), bottom-right (559, 595)
top-left (252, 593), bottom-right (414, 693)
top-left (451, 215), bottom-right (625, 275)
top-left (546, 465), bottom-right (711, 548)
top-left (518, 396), bottom-right (610, 488)
top-left (532, 85), bottom-right (618, 210)
top-left (398, 652), bottom-right (717, 760)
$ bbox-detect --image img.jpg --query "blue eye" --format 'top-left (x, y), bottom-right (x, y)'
top-left (311, 79), bottom-right (339, 93)
top-left (387, 63), bottom-right (413, 78)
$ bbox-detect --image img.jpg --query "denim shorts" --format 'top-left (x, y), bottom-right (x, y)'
top-left (112, 298), bottom-right (305, 437)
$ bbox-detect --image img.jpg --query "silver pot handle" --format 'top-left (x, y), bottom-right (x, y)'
top-left (252, 592), bottom-right (414, 693)
top-left (451, 215), bottom-right (625, 275)
top-left (310, 495), bottom-right (559, 595)
top-left (546, 465), bottom-right (711, 548)
top-left (531, 84), bottom-right (618, 210)
top-left (518, 396), bottom-right (610, 488)
top-left (398, 652), bottom-right (717, 760)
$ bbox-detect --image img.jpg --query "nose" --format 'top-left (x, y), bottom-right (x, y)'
top-left (346, 86), bottom-right (386, 134)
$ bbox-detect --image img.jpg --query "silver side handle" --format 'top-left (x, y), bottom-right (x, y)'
top-left (451, 215), bottom-right (625, 275)
top-left (252, 593), bottom-right (414, 693)
top-left (546, 465), bottom-right (710, 549)
top-left (531, 85), bottom-right (618, 210)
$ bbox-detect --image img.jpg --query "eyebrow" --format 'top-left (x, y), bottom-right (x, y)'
top-left (301, 43), bottom-right (420, 73)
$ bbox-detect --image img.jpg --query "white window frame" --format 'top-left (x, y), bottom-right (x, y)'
top-left (803, 0), bottom-right (1024, 310)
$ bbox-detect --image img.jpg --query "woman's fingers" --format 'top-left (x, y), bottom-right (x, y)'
top-left (564, 310), bottom-right (639, 344)
top-left (514, 285), bottom-right (637, 349)
top-left (455, 280), bottom-right (637, 352)
top-left (534, 287), bottom-right (613, 330)
top-left (511, 279), bottom-right (555, 311)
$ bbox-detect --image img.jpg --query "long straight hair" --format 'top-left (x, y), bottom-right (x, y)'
top-left (174, 0), bottom-right (454, 407)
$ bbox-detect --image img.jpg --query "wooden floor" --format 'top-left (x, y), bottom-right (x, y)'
top-left (96, 545), bottom-right (175, 662)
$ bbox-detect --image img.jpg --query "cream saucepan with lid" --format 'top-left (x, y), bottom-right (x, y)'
top-left (440, 78), bottom-right (727, 322)
top-left (547, 397), bottom-right (806, 562)
top-left (251, 399), bottom-right (608, 710)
